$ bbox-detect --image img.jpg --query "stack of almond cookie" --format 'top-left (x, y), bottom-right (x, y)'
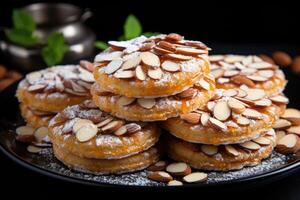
top-left (163, 55), bottom-right (289, 171)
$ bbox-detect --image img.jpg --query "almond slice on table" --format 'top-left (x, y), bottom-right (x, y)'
top-left (166, 162), bottom-right (192, 177)
top-left (213, 101), bottom-right (231, 121)
top-left (73, 119), bottom-right (94, 133)
top-left (75, 123), bottom-right (98, 142)
top-left (211, 69), bottom-right (225, 79)
top-left (231, 75), bottom-right (255, 87)
top-left (16, 126), bottom-right (35, 136)
top-left (254, 98), bottom-right (272, 107)
top-left (140, 52), bottom-right (160, 67)
top-left (113, 70), bottom-right (135, 79)
top-left (34, 127), bottom-right (49, 143)
top-left (244, 89), bottom-right (266, 101)
top-left (200, 113), bottom-right (210, 126)
top-left (121, 56), bottom-right (141, 70)
top-left (157, 41), bottom-right (176, 52)
top-left (147, 68), bottom-right (163, 80)
top-left (168, 180), bottom-right (183, 186)
top-left (161, 60), bottom-right (180, 72)
top-left (223, 89), bottom-right (238, 97)
top-left (27, 84), bottom-right (46, 92)
top-left (209, 55), bottom-right (224, 62)
top-left (166, 33), bottom-right (183, 41)
top-left (269, 95), bottom-right (289, 104)
top-left (253, 136), bottom-right (271, 145)
top-left (96, 117), bottom-right (113, 128)
top-left (148, 171), bottom-right (173, 182)
top-left (94, 51), bottom-right (123, 62)
top-left (114, 125), bottom-right (127, 136)
top-left (118, 96), bottom-right (136, 106)
top-left (258, 70), bottom-right (274, 78)
top-left (276, 134), bottom-right (300, 154)
top-left (201, 145), bottom-right (218, 156)
top-left (287, 126), bottom-right (300, 135)
top-left (165, 54), bottom-right (192, 61)
top-left (148, 161), bottom-right (168, 171)
top-left (197, 79), bottom-right (210, 90)
top-left (180, 113), bottom-right (200, 124)
top-left (27, 145), bottom-right (42, 153)
top-left (246, 75), bottom-right (268, 82)
top-left (236, 116), bottom-right (250, 126)
top-left (183, 172), bottom-right (208, 183)
top-left (103, 59), bottom-right (123, 74)
top-left (239, 141), bottom-right (261, 150)
top-left (242, 108), bottom-right (263, 120)
top-left (137, 98), bottom-right (156, 109)
top-left (276, 131), bottom-right (286, 143)
top-left (281, 108), bottom-right (300, 125)
top-left (124, 123), bottom-right (141, 133)
top-left (176, 47), bottom-right (207, 56)
top-left (101, 120), bottom-right (123, 133)
top-left (208, 117), bottom-right (227, 131)
top-left (273, 119), bottom-right (292, 129)
top-left (177, 88), bottom-right (197, 99)
top-left (225, 145), bottom-right (240, 156)
top-left (228, 98), bottom-right (246, 114)
top-left (135, 65), bottom-right (146, 81)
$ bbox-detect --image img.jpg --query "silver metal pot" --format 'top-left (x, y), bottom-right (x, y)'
top-left (0, 3), bottom-right (96, 72)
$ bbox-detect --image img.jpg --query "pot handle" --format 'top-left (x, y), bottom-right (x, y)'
top-left (80, 9), bottom-right (93, 22)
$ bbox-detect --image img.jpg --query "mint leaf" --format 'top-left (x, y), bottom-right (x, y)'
top-left (124, 14), bottom-right (142, 40)
top-left (143, 32), bottom-right (160, 37)
top-left (95, 41), bottom-right (108, 50)
top-left (42, 32), bottom-right (68, 66)
top-left (13, 9), bottom-right (36, 33)
top-left (5, 29), bottom-right (39, 46)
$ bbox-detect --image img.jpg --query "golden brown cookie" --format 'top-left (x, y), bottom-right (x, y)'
top-left (93, 33), bottom-right (210, 98)
top-left (48, 100), bottom-right (161, 159)
top-left (91, 74), bottom-right (215, 121)
top-left (166, 130), bottom-right (276, 171)
top-left (209, 55), bottom-right (287, 95)
top-left (162, 86), bottom-right (287, 145)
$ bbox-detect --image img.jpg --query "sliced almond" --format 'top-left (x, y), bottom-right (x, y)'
top-left (118, 96), bottom-right (135, 106)
top-left (239, 141), bottom-right (260, 150)
top-left (211, 69), bottom-right (225, 79)
top-left (26, 72), bottom-right (42, 83)
top-left (16, 126), bottom-right (35, 136)
top-left (70, 81), bottom-right (86, 93)
top-left (248, 62), bottom-right (273, 69)
top-left (103, 59), bottom-right (123, 74)
top-left (34, 127), bottom-right (49, 143)
top-left (209, 55), bottom-right (224, 62)
top-left (153, 46), bottom-right (173, 55)
top-left (140, 52), bottom-right (160, 67)
top-left (287, 126), bottom-right (300, 135)
top-left (140, 42), bottom-right (155, 51)
top-left (228, 99), bottom-right (246, 114)
top-left (148, 171), bottom-right (173, 182)
top-left (231, 75), bottom-right (255, 87)
top-left (73, 119), bottom-right (94, 133)
top-left (258, 70), bottom-right (274, 78)
top-left (276, 134), bottom-right (300, 154)
top-left (147, 68), bottom-right (163, 80)
top-left (273, 119), bottom-right (292, 129)
top-left (78, 70), bottom-right (94, 83)
top-left (276, 131), bottom-right (287, 143)
top-left (241, 56), bottom-right (253, 66)
top-left (225, 145), bottom-right (240, 156)
top-left (183, 172), bottom-right (208, 183)
top-left (207, 101), bottom-right (215, 112)
top-left (254, 98), bottom-right (272, 107)
top-left (161, 60), bottom-right (180, 72)
top-left (242, 108), bottom-right (263, 120)
top-left (168, 180), bottom-right (183, 186)
top-left (80, 60), bottom-right (95, 72)
top-left (245, 89), bottom-right (266, 101)
top-left (180, 113), bottom-right (200, 124)
top-left (114, 125), bottom-right (127, 136)
top-left (223, 70), bottom-right (239, 77)
top-left (224, 55), bottom-right (244, 63)
top-left (270, 95), bottom-right (289, 104)
top-left (101, 120), bottom-right (123, 133)
top-left (157, 41), bottom-right (176, 52)
top-left (113, 70), bottom-right (135, 79)
top-left (166, 162), bottom-right (192, 177)
top-left (213, 101), bottom-right (231, 121)
top-left (177, 88), bottom-right (197, 99)
top-left (253, 136), bottom-right (271, 146)
top-left (165, 54), bottom-right (192, 61)
top-left (197, 79), bottom-right (210, 90)
top-left (27, 145), bottom-right (42, 154)
top-left (137, 98), bottom-right (156, 109)
top-left (135, 65), bottom-right (147, 81)
top-left (281, 108), bottom-right (300, 125)
top-left (27, 84), bottom-right (46, 92)
top-left (240, 68), bottom-right (257, 75)
top-left (236, 89), bottom-right (247, 98)
top-left (236, 116), bottom-right (250, 126)
top-left (201, 145), bottom-right (218, 156)
top-left (208, 117), bottom-right (227, 131)
top-left (176, 47), bottom-right (206, 56)
top-left (166, 33), bottom-right (183, 41)
top-left (94, 51), bottom-right (123, 62)
top-left (246, 75), bottom-right (268, 82)
top-left (148, 161), bottom-right (168, 171)
top-left (96, 117), bottom-right (113, 128)
top-left (223, 89), bottom-right (238, 97)
top-left (200, 112), bottom-right (210, 126)
top-left (124, 123), bottom-right (141, 133)
top-left (75, 123), bottom-right (98, 142)
top-left (121, 56), bottom-right (141, 70)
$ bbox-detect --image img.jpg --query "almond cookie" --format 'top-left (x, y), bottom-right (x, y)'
top-left (93, 33), bottom-right (210, 98)
top-left (162, 87), bottom-right (287, 145)
top-left (48, 100), bottom-right (161, 159)
top-left (209, 55), bottom-right (287, 95)
top-left (16, 64), bottom-right (94, 113)
top-left (91, 74), bottom-right (215, 121)
top-left (53, 144), bottom-right (161, 175)
top-left (166, 131), bottom-right (276, 171)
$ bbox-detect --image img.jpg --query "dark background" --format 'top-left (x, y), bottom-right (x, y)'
top-left (1, 0), bottom-right (300, 199)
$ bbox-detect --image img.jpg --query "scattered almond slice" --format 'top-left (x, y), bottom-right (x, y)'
top-left (135, 65), bottom-right (147, 81)
top-left (161, 60), bottom-right (180, 72)
top-left (137, 98), bottom-right (156, 109)
top-left (254, 98), bottom-right (272, 107)
top-left (209, 55), bottom-right (224, 62)
top-left (236, 116), bottom-right (250, 126)
top-left (168, 180), bottom-right (183, 186)
top-left (166, 162), bottom-right (192, 177)
top-left (121, 55), bottom-right (141, 70)
top-left (269, 95), bottom-right (289, 104)
top-left (147, 68), bottom-right (163, 80)
top-left (200, 113), bottom-right (210, 126)
top-left (148, 161), bottom-right (168, 171)
top-left (16, 126), bottom-right (35, 136)
top-left (197, 79), bottom-right (210, 90)
top-left (165, 54), bottom-right (192, 61)
top-left (101, 120), bottom-right (123, 133)
top-left (211, 69), bottom-right (225, 79)
top-left (180, 113), bottom-right (200, 124)
top-left (231, 75), bottom-right (255, 87)
top-left (176, 47), bottom-right (206, 55)
top-left (287, 126), bottom-right (300, 135)
top-left (245, 89), bottom-right (266, 101)
top-left (281, 108), bottom-right (300, 125)
top-left (177, 88), bottom-right (197, 99)
top-left (183, 172), bottom-right (208, 183)
top-left (273, 119), bottom-right (292, 129)
top-left (96, 117), bottom-right (113, 128)
top-left (246, 75), bottom-right (268, 82)
top-left (253, 136), bottom-right (271, 146)
top-left (114, 125), bottom-right (127, 136)
top-left (242, 108), bottom-right (263, 120)
top-left (223, 89), bottom-right (238, 97)
top-left (208, 117), bottom-right (227, 131)
top-left (276, 134), bottom-right (300, 154)
top-left (148, 171), bottom-right (173, 182)
top-left (213, 101), bottom-right (231, 121)
top-left (140, 52), bottom-right (160, 67)
top-left (118, 96), bottom-right (135, 106)
top-left (27, 145), bottom-right (42, 153)
top-left (201, 145), bottom-right (218, 156)
top-left (34, 127), bottom-right (49, 143)
top-left (75, 123), bottom-right (98, 142)
top-left (27, 84), bottom-right (46, 92)
top-left (228, 98), bottom-right (246, 114)
top-left (239, 141), bottom-right (260, 150)
top-left (124, 123), bottom-right (141, 133)
top-left (113, 70), bottom-right (135, 79)
top-left (225, 145), bottom-right (240, 156)
top-left (73, 119), bottom-right (94, 133)
top-left (276, 131), bottom-right (286, 143)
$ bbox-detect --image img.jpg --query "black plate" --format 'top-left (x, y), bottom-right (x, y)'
top-left (1, 48), bottom-right (300, 188)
